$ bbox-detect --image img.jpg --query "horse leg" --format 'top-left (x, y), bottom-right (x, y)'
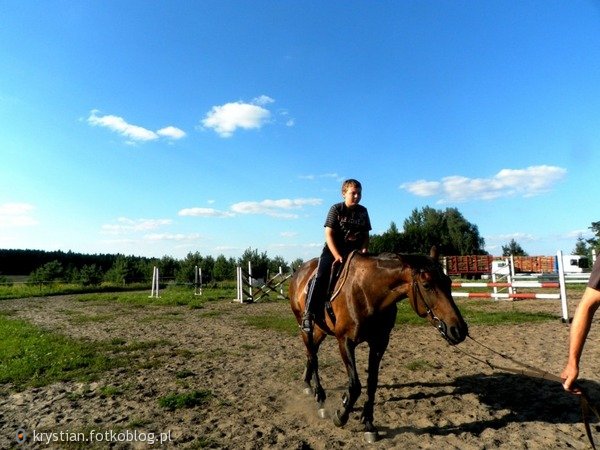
top-left (360, 335), bottom-right (390, 442)
top-left (302, 331), bottom-right (327, 417)
top-left (333, 337), bottom-right (361, 427)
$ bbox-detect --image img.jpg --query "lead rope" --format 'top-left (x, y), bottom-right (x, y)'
top-left (456, 334), bottom-right (600, 449)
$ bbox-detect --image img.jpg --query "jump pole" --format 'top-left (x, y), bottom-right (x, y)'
top-left (149, 266), bottom-right (160, 298)
top-left (557, 250), bottom-right (569, 323)
top-left (194, 265), bottom-right (202, 296)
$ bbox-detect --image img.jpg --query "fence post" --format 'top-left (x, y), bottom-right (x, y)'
top-left (149, 266), bottom-right (160, 298)
top-left (557, 250), bottom-right (569, 323)
top-left (194, 266), bottom-right (202, 296)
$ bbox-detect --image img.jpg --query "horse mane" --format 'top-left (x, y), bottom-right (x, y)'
top-left (370, 252), bottom-right (441, 274)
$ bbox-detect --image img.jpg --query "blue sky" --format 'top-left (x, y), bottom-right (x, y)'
top-left (1, 1), bottom-right (600, 263)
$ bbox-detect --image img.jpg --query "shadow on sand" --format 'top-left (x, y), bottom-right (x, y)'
top-left (374, 372), bottom-right (600, 439)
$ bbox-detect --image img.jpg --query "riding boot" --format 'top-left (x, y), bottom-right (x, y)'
top-left (302, 277), bottom-right (321, 333)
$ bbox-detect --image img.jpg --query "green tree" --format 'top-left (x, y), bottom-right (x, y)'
top-left (268, 255), bottom-right (290, 276)
top-left (573, 234), bottom-right (588, 256)
top-left (213, 255), bottom-right (236, 281)
top-left (369, 221), bottom-right (405, 253)
top-left (238, 248), bottom-right (270, 280)
top-left (158, 256), bottom-right (180, 280)
top-left (77, 264), bottom-right (104, 286)
top-left (587, 221), bottom-right (600, 256)
top-left (401, 207), bottom-right (486, 255)
top-left (29, 260), bottom-right (64, 283)
top-left (290, 258), bottom-right (304, 272)
top-left (501, 239), bottom-right (528, 256)
top-left (176, 252), bottom-right (204, 283)
top-left (104, 255), bottom-right (144, 284)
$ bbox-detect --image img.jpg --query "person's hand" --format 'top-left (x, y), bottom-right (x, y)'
top-left (333, 253), bottom-right (343, 264)
top-left (561, 365), bottom-right (582, 394)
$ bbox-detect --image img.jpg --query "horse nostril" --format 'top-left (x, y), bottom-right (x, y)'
top-left (450, 325), bottom-right (467, 343)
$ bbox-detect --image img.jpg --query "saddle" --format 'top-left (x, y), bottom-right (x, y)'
top-left (307, 251), bottom-right (357, 327)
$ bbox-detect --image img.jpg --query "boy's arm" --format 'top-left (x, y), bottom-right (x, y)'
top-left (325, 227), bottom-right (343, 263)
top-left (360, 233), bottom-right (369, 253)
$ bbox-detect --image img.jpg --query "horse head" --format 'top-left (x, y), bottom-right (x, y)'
top-left (407, 247), bottom-right (468, 345)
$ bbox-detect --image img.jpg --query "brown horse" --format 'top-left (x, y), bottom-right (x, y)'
top-left (289, 247), bottom-right (468, 441)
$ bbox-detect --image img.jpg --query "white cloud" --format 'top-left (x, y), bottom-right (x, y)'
top-left (401, 180), bottom-right (441, 197)
top-left (101, 217), bottom-right (172, 235)
top-left (157, 126), bottom-right (187, 140)
top-left (230, 198), bottom-right (322, 218)
top-left (178, 207), bottom-right (234, 218)
top-left (88, 110), bottom-right (185, 143)
top-left (88, 110), bottom-right (158, 142)
top-left (179, 198), bottom-right (322, 220)
top-left (298, 173), bottom-right (342, 182)
top-left (144, 233), bottom-right (201, 242)
top-left (253, 95), bottom-right (275, 106)
top-left (201, 98), bottom-right (272, 138)
top-left (0, 202), bottom-right (37, 227)
top-left (400, 165), bottom-right (567, 202)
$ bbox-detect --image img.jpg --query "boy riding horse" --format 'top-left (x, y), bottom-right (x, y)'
top-left (302, 179), bottom-right (371, 332)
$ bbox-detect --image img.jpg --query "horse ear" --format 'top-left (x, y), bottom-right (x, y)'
top-left (429, 245), bottom-right (438, 260)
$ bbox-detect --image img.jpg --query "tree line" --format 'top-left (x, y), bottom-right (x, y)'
top-left (2, 207), bottom-right (596, 285)
top-left (0, 248), bottom-right (299, 286)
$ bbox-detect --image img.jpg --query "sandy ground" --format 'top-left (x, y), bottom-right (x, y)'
top-left (0, 294), bottom-right (599, 449)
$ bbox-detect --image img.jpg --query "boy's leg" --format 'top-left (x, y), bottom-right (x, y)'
top-left (303, 252), bottom-right (334, 332)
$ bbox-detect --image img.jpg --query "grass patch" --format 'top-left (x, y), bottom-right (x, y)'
top-left (395, 299), bottom-right (560, 326)
top-left (0, 312), bottom-right (172, 391)
top-left (405, 359), bottom-right (435, 371)
top-left (158, 389), bottom-right (212, 410)
top-left (0, 282), bottom-right (149, 300)
top-left (241, 314), bottom-right (299, 336)
top-left (0, 313), bottom-right (124, 389)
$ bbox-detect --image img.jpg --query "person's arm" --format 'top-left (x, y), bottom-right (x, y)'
top-left (360, 233), bottom-right (369, 253)
top-left (562, 287), bottom-right (600, 393)
top-left (325, 227), bottom-right (343, 263)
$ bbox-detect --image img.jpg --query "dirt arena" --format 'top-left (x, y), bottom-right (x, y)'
top-left (1, 294), bottom-right (599, 449)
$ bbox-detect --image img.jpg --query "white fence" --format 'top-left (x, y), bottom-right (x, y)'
top-left (451, 250), bottom-right (586, 322)
top-left (235, 263), bottom-right (291, 303)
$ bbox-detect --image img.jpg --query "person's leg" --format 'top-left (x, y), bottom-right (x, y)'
top-left (303, 250), bottom-right (334, 332)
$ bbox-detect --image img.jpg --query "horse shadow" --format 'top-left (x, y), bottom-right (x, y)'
top-left (376, 373), bottom-right (600, 438)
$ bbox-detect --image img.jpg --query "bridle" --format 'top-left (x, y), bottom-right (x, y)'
top-left (410, 265), bottom-right (599, 448)
top-left (411, 269), bottom-right (450, 342)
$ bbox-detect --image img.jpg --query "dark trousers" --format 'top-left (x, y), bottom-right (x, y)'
top-left (304, 246), bottom-right (346, 318)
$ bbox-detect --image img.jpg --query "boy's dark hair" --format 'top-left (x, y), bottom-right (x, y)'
top-left (341, 179), bottom-right (362, 193)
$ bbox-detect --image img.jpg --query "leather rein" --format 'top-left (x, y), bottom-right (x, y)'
top-left (456, 331), bottom-right (600, 449)
top-left (412, 269), bottom-right (599, 449)
top-left (411, 270), bottom-right (450, 341)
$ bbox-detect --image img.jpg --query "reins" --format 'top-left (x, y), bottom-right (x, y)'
top-left (457, 333), bottom-right (600, 449)
top-left (329, 250), bottom-right (357, 302)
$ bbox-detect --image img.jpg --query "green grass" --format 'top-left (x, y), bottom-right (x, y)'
top-left (158, 389), bottom-right (212, 410)
top-left (0, 282), bottom-right (149, 300)
top-left (0, 310), bottom-right (173, 391)
top-left (395, 299), bottom-right (560, 326)
top-left (0, 313), bottom-right (124, 389)
top-left (0, 288), bottom-right (565, 392)
top-left (241, 314), bottom-right (299, 335)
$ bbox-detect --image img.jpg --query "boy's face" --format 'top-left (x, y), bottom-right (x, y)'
top-left (342, 185), bottom-right (362, 208)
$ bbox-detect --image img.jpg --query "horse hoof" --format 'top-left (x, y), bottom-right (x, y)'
top-left (342, 393), bottom-right (348, 407)
top-left (303, 387), bottom-right (312, 396)
top-left (364, 431), bottom-right (378, 444)
top-left (317, 408), bottom-right (327, 419)
top-left (333, 410), bottom-right (347, 428)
